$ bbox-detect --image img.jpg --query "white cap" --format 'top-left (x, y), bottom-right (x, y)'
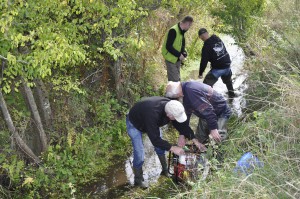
top-left (165, 100), bottom-right (187, 123)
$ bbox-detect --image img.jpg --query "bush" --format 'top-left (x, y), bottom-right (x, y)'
top-left (0, 91), bottom-right (130, 198)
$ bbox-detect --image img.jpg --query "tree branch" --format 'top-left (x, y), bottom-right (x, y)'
top-left (0, 91), bottom-right (41, 164)
top-left (0, 54), bottom-right (29, 65)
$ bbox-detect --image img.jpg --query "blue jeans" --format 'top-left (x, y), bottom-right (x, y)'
top-left (203, 68), bottom-right (234, 95)
top-left (126, 116), bottom-right (165, 169)
top-left (210, 68), bottom-right (232, 79)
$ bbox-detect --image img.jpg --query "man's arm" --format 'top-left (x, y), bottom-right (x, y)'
top-left (199, 45), bottom-right (210, 76)
top-left (166, 29), bottom-right (181, 57)
top-left (195, 102), bottom-right (218, 131)
top-left (172, 119), bottom-right (195, 140)
top-left (145, 121), bottom-right (185, 155)
top-left (173, 115), bottom-right (207, 151)
top-left (181, 37), bottom-right (187, 57)
top-left (145, 122), bottom-right (172, 151)
top-left (186, 88), bottom-right (218, 132)
top-left (197, 104), bottom-right (223, 142)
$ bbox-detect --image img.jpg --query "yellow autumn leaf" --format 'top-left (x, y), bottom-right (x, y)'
top-left (182, 171), bottom-right (189, 181)
top-left (22, 177), bottom-right (34, 186)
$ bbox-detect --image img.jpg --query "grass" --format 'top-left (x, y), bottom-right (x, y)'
top-left (173, 104), bottom-right (300, 198)
top-left (169, 0), bottom-right (300, 198)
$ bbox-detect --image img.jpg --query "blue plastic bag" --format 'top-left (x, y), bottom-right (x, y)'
top-left (234, 152), bottom-right (264, 175)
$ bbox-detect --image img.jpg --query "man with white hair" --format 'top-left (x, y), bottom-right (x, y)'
top-left (166, 81), bottom-right (231, 145)
top-left (127, 96), bottom-right (206, 188)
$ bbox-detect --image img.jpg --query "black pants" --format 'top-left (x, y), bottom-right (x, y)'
top-left (203, 69), bottom-right (235, 96)
top-left (196, 118), bottom-right (228, 144)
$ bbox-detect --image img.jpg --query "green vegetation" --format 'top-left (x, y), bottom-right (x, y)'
top-left (209, 0), bottom-right (265, 42)
top-left (171, 0), bottom-right (300, 198)
top-left (0, 0), bottom-right (299, 198)
top-left (0, 91), bottom-right (131, 198)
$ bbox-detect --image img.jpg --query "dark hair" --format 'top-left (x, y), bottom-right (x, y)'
top-left (181, 16), bottom-right (194, 23)
top-left (198, 28), bottom-right (208, 36)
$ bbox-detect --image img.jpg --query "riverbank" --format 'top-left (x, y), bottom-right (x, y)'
top-left (84, 34), bottom-right (247, 198)
top-left (86, 17), bottom-right (300, 196)
top-left (1, 1), bottom-right (298, 198)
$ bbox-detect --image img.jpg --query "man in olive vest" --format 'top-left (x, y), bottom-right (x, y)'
top-left (162, 16), bottom-right (193, 82)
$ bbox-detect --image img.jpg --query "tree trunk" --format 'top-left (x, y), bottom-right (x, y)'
top-left (22, 78), bottom-right (48, 152)
top-left (34, 79), bottom-right (52, 129)
top-left (112, 58), bottom-right (123, 101)
top-left (0, 91), bottom-right (41, 164)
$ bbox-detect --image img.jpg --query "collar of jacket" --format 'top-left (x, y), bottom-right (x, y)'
top-left (177, 23), bottom-right (186, 34)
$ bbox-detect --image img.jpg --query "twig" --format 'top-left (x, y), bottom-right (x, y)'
top-left (0, 54), bottom-right (29, 65)
top-left (80, 68), bottom-right (102, 84)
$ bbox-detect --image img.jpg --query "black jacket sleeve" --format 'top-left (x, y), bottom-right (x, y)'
top-left (199, 45), bottom-right (210, 76)
top-left (172, 118), bottom-right (195, 140)
top-left (181, 37), bottom-right (186, 56)
top-left (166, 29), bottom-right (181, 58)
top-left (144, 121), bottom-right (172, 151)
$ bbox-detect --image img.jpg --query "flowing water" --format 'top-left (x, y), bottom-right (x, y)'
top-left (212, 35), bottom-right (247, 116)
top-left (85, 35), bottom-right (247, 198)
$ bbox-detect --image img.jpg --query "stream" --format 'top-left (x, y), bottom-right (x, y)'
top-left (85, 35), bottom-right (247, 198)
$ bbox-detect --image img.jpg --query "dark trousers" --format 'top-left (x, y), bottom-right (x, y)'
top-left (166, 60), bottom-right (181, 82)
top-left (195, 104), bottom-right (231, 143)
top-left (203, 68), bottom-right (235, 96)
top-left (196, 117), bottom-right (228, 143)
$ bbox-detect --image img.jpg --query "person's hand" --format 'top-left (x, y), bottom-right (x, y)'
top-left (209, 129), bottom-right (221, 143)
top-left (192, 138), bottom-right (207, 152)
top-left (177, 135), bottom-right (186, 147)
top-left (198, 75), bottom-right (203, 79)
top-left (170, 146), bottom-right (185, 156)
top-left (179, 54), bottom-right (185, 61)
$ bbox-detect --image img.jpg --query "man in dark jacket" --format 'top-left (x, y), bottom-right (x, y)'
top-left (127, 97), bottom-right (206, 188)
top-left (166, 81), bottom-right (231, 145)
top-left (198, 28), bottom-right (235, 98)
top-left (162, 16), bottom-right (193, 82)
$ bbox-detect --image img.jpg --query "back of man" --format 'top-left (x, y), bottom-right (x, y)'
top-left (128, 96), bottom-right (171, 150)
top-left (201, 35), bottom-right (231, 71)
top-left (181, 81), bottom-right (231, 143)
top-left (198, 28), bottom-right (235, 98)
top-left (126, 96), bottom-right (206, 188)
top-left (181, 81), bottom-right (230, 123)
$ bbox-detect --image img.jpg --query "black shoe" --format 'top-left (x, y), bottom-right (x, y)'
top-left (158, 155), bottom-right (170, 177)
top-left (134, 181), bottom-right (148, 189)
top-left (228, 91), bottom-right (236, 98)
top-left (133, 168), bottom-right (149, 189)
top-left (160, 170), bottom-right (170, 177)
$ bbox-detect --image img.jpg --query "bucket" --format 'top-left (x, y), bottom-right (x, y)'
top-left (179, 154), bottom-right (197, 166)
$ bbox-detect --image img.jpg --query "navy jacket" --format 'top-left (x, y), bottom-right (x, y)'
top-left (182, 81), bottom-right (231, 131)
